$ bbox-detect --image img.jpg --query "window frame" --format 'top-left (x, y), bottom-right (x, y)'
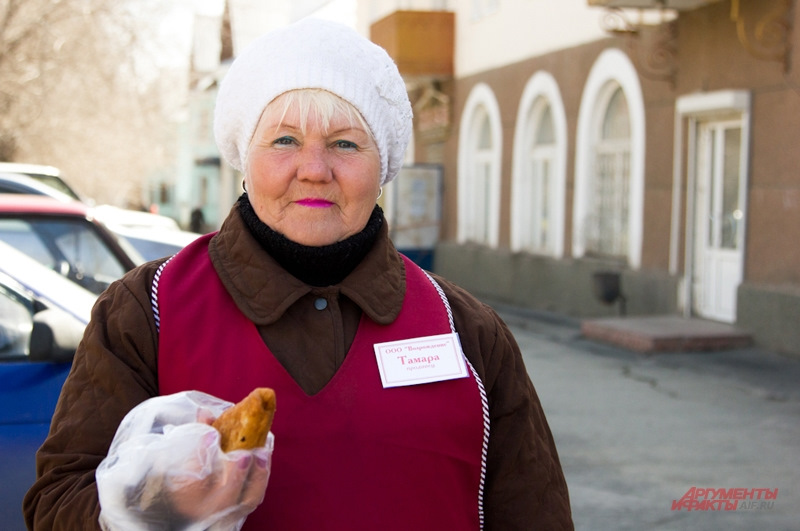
top-left (511, 71), bottom-right (567, 257)
top-left (573, 48), bottom-right (645, 268)
top-left (457, 83), bottom-right (502, 247)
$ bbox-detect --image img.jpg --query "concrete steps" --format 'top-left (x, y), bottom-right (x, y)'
top-left (581, 315), bottom-right (753, 353)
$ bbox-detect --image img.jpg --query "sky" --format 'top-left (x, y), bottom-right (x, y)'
top-left (155, 0), bottom-right (225, 68)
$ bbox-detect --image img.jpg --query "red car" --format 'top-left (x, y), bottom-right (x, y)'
top-left (0, 194), bottom-right (143, 295)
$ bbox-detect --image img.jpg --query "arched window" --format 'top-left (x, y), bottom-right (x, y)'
top-left (511, 72), bottom-right (567, 257)
top-left (573, 49), bottom-right (645, 268)
top-left (585, 85), bottom-right (631, 257)
top-left (458, 83), bottom-right (502, 246)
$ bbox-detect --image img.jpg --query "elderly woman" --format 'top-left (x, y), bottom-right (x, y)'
top-left (23, 18), bottom-right (572, 530)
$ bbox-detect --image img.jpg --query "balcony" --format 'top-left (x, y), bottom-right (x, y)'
top-left (588, 0), bottom-right (722, 10)
top-left (370, 10), bottom-right (454, 79)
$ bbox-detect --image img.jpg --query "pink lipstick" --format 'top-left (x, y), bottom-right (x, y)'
top-left (296, 198), bottom-right (334, 208)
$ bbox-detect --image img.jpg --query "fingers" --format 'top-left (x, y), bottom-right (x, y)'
top-left (167, 447), bottom-right (267, 522)
top-left (238, 448), bottom-right (271, 510)
top-left (196, 406), bottom-right (217, 425)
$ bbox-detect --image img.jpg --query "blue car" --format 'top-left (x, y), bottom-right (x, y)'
top-left (0, 242), bottom-right (97, 529)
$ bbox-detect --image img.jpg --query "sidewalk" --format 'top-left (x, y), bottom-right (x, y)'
top-left (493, 303), bottom-right (800, 531)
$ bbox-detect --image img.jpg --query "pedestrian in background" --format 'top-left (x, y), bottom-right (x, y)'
top-left (24, 17), bottom-right (572, 530)
top-left (189, 206), bottom-right (206, 233)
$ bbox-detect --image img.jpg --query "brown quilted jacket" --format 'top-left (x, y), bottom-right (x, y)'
top-left (23, 205), bottom-right (573, 530)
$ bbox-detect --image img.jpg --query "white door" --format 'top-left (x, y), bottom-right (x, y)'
top-left (693, 120), bottom-right (746, 322)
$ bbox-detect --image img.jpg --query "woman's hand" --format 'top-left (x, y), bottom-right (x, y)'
top-left (165, 430), bottom-right (272, 524)
top-left (97, 391), bottom-right (274, 530)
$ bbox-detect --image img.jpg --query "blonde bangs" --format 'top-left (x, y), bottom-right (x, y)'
top-left (270, 89), bottom-right (373, 140)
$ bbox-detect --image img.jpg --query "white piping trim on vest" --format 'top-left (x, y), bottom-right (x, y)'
top-left (151, 257), bottom-right (173, 333)
top-left (422, 268), bottom-right (490, 531)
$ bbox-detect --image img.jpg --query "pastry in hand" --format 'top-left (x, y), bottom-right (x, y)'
top-left (212, 388), bottom-right (276, 452)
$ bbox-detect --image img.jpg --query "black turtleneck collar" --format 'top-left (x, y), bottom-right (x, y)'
top-left (237, 193), bottom-right (383, 287)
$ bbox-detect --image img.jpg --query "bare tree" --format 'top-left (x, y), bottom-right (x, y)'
top-left (0, 0), bottom-right (185, 206)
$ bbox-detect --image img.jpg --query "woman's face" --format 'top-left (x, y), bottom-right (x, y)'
top-left (245, 99), bottom-right (381, 247)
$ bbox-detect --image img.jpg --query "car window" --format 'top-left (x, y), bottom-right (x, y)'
top-left (26, 174), bottom-right (82, 201)
top-left (0, 285), bottom-right (33, 358)
top-left (0, 218), bottom-right (127, 294)
top-left (0, 219), bottom-right (55, 267)
top-left (0, 184), bottom-right (25, 193)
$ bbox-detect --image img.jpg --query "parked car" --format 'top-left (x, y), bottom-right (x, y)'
top-left (0, 172), bottom-right (78, 203)
top-left (109, 224), bottom-right (201, 261)
top-left (90, 204), bottom-right (181, 232)
top-left (0, 178), bottom-right (199, 262)
top-left (0, 241), bottom-right (97, 529)
top-left (91, 206), bottom-right (201, 259)
top-left (0, 167), bottom-right (197, 245)
top-left (0, 195), bottom-right (143, 295)
top-left (0, 162), bottom-right (84, 202)
top-left (0, 169), bottom-right (185, 233)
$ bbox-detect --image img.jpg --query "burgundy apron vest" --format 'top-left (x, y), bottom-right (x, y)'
top-left (153, 235), bottom-right (488, 530)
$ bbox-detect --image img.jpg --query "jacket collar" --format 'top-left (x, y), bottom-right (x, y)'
top-left (208, 204), bottom-right (406, 326)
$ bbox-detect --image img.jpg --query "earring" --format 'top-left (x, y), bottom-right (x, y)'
top-left (242, 179), bottom-right (247, 193)
top-left (377, 188), bottom-right (383, 199)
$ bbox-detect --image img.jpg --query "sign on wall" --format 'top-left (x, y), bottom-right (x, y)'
top-left (388, 165), bottom-right (442, 268)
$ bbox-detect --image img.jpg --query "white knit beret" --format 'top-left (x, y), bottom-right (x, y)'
top-left (214, 17), bottom-right (413, 186)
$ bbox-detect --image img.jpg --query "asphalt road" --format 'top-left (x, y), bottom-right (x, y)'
top-left (497, 305), bottom-right (800, 531)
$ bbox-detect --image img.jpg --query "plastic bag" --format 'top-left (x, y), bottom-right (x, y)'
top-left (96, 390), bottom-right (274, 531)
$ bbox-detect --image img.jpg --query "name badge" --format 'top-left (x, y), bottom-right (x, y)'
top-left (374, 333), bottom-right (469, 388)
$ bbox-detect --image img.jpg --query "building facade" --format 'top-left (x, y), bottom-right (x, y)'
top-left (171, 0), bottom-right (800, 356)
top-left (370, 0), bottom-right (800, 356)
